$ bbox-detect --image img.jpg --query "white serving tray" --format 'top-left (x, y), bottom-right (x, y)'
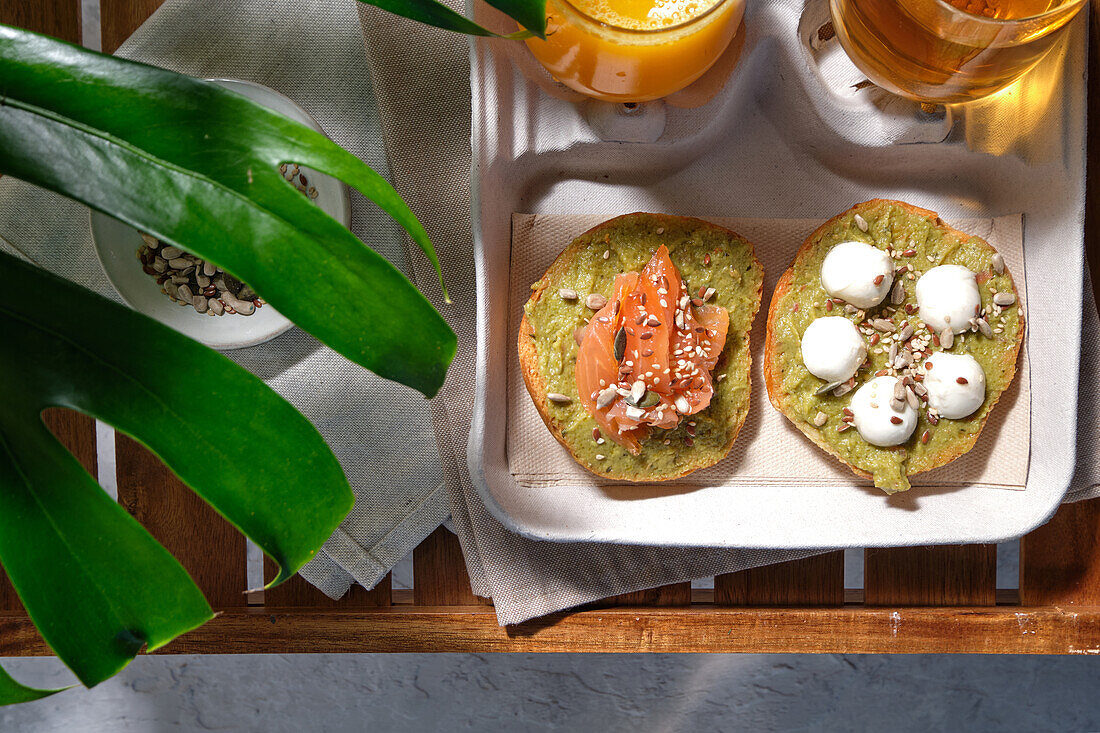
top-left (468, 0), bottom-right (1087, 548)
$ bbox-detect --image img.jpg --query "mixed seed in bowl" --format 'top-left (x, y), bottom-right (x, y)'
top-left (137, 235), bottom-right (263, 316)
top-left (135, 163), bottom-right (317, 317)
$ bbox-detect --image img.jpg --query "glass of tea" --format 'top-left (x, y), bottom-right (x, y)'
top-left (829, 0), bottom-right (1086, 104)
top-left (525, 0), bottom-right (745, 102)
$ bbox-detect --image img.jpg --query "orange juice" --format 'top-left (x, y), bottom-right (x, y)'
top-left (525, 0), bottom-right (744, 102)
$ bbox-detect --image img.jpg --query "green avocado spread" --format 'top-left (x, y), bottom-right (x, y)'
top-left (770, 201), bottom-right (1023, 493)
top-left (523, 214), bottom-right (763, 480)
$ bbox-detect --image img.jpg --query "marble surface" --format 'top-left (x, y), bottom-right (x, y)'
top-left (3, 652), bottom-right (1100, 732)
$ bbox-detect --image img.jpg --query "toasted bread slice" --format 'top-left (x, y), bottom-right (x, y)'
top-left (519, 213), bottom-right (763, 481)
top-left (764, 200), bottom-right (1024, 493)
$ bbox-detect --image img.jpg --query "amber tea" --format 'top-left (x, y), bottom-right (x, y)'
top-left (830, 0), bottom-right (1084, 103)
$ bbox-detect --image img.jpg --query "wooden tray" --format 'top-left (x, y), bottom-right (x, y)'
top-left (1, 0), bottom-right (1099, 656)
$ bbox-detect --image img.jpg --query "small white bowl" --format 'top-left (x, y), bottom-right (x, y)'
top-left (91, 79), bottom-right (351, 350)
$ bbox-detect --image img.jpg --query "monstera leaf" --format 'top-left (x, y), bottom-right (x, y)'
top-left (0, 252), bottom-right (354, 700)
top-left (0, 24), bottom-right (456, 397)
top-left (353, 0), bottom-right (546, 38)
top-left (0, 24), bottom-right (460, 704)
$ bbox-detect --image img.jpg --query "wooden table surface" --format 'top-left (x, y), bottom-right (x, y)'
top-left (0, 0), bottom-right (1098, 655)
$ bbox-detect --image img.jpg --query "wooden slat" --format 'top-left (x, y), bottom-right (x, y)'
top-left (715, 552), bottom-right (845, 606)
top-left (601, 583), bottom-right (692, 607)
top-left (0, 0), bottom-right (80, 43)
top-left (262, 560), bottom-right (392, 608)
top-left (1021, 499), bottom-right (1100, 605)
top-left (865, 545), bottom-right (996, 606)
top-left (413, 527), bottom-right (488, 606)
top-left (99, 0), bottom-right (164, 54)
top-left (115, 434), bottom-right (246, 610)
top-left (1, 409), bottom-right (98, 612)
top-left (8, 605), bottom-right (1100, 655)
top-left (1087, 0), bottom-right (1100, 306)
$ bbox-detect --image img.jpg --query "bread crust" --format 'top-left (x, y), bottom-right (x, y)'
top-left (518, 213), bottom-right (763, 481)
top-left (763, 199), bottom-right (1025, 489)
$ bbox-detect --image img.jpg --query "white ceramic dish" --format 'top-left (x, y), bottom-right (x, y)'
top-left (91, 78), bottom-right (351, 350)
top-left (467, 0), bottom-right (1086, 547)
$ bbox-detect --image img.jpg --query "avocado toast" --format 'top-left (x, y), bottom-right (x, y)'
top-left (764, 200), bottom-right (1024, 494)
top-left (519, 212), bottom-right (763, 481)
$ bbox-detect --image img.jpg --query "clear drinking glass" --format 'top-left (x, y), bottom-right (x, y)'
top-left (829, 0), bottom-right (1086, 104)
top-left (525, 0), bottom-right (745, 103)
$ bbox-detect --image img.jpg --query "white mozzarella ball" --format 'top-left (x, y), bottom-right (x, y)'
top-left (850, 376), bottom-right (918, 447)
top-left (916, 265), bottom-right (981, 335)
top-left (820, 241), bottom-right (894, 309)
top-left (801, 317), bottom-right (868, 384)
top-left (923, 351), bottom-right (986, 419)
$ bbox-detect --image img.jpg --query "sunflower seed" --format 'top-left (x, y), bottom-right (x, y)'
top-left (624, 405), bottom-right (645, 420)
top-left (547, 392), bottom-right (572, 405)
top-left (630, 380), bottom-right (646, 404)
top-left (596, 387), bottom-right (617, 409)
top-left (586, 293), bottom-right (608, 310)
top-left (209, 298), bottom-right (224, 316)
top-left (993, 292), bottom-right (1016, 307)
top-left (872, 319), bottom-right (895, 332)
top-left (889, 343), bottom-right (898, 363)
top-left (559, 288), bottom-right (579, 301)
top-left (854, 213), bottom-right (869, 232)
top-left (152, 257), bottom-right (167, 273)
top-left (912, 382), bottom-right (928, 397)
top-left (160, 246), bottom-right (182, 259)
top-left (890, 397), bottom-right (906, 412)
top-left (703, 287), bottom-right (716, 302)
top-left (899, 322), bottom-right (914, 341)
top-left (906, 386), bottom-right (919, 410)
top-left (893, 379), bottom-right (906, 402)
top-left (193, 295), bottom-right (208, 313)
top-left (832, 382), bottom-right (854, 397)
top-left (168, 257), bottom-right (190, 269)
top-left (992, 253), bottom-right (1005, 275)
top-left (939, 328), bottom-right (954, 349)
top-left (813, 411), bottom-right (828, 427)
top-left (976, 317), bottom-right (992, 338)
top-left (816, 380), bottom-right (843, 396)
top-left (675, 395), bottom-right (691, 414)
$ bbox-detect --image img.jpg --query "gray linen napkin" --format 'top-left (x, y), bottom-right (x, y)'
top-left (0, 0), bottom-right (451, 598)
top-left (357, 1), bottom-right (1100, 624)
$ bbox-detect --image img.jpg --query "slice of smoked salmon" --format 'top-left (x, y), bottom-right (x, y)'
top-left (575, 273), bottom-right (645, 454)
top-left (576, 245), bottom-right (727, 450)
top-left (619, 245), bottom-right (681, 396)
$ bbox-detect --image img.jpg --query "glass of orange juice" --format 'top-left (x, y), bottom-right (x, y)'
top-left (524, 0), bottom-right (746, 102)
top-left (830, 0), bottom-right (1085, 104)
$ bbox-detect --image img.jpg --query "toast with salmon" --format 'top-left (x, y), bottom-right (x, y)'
top-left (519, 213), bottom-right (764, 481)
